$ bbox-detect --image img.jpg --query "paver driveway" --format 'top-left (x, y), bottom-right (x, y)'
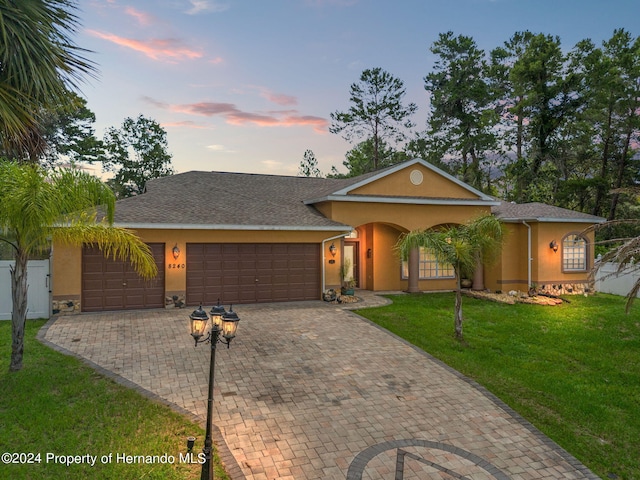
top-left (40, 293), bottom-right (598, 479)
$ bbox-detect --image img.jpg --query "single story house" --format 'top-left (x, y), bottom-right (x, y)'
top-left (51, 158), bottom-right (605, 312)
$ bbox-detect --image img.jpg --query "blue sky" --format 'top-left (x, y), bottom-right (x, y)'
top-left (76, 0), bottom-right (640, 177)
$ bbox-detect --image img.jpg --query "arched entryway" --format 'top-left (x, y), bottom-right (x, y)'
top-left (346, 222), bottom-right (408, 292)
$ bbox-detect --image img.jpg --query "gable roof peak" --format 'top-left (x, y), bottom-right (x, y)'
top-left (307, 158), bottom-right (496, 203)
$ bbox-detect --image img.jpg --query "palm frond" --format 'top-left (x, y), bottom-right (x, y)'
top-left (50, 168), bottom-right (116, 222)
top-left (624, 281), bottom-right (640, 313)
top-left (0, 162), bottom-right (116, 255)
top-left (53, 223), bottom-right (158, 279)
top-left (0, 0), bottom-right (97, 150)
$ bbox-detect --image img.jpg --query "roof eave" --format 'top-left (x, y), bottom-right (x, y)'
top-left (498, 217), bottom-right (607, 224)
top-left (304, 195), bottom-right (501, 206)
top-left (113, 222), bottom-right (353, 231)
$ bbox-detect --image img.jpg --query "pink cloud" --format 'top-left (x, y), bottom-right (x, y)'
top-left (87, 30), bottom-right (203, 61)
top-left (160, 120), bottom-right (212, 129)
top-left (281, 115), bottom-right (330, 133)
top-left (124, 6), bottom-right (154, 26)
top-left (226, 111), bottom-right (281, 127)
top-left (144, 97), bottom-right (328, 133)
top-left (172, 102), bottom-right (238, 116)
top-left (262, 91), bottom-right (297, 106)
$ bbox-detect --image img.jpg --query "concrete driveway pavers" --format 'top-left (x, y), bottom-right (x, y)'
top-left (40, 292), bottom-right (599, 480)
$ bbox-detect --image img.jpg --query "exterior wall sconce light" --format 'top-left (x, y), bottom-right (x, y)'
top-left (188, 300), bottom-right (240, 480)
top-left (549, 240), bottom-right (559, 252)
top-left (329, 243), bottom-right (337, 257)
top-left (172, 244), bottom-right (181, 260)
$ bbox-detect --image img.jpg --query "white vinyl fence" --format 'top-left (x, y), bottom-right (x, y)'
top-left (0, 260), bottom-right (51, 320)
top-left (594, 262), bottom-right (640, 298)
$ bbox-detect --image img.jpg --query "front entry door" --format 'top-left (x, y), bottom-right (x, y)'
top-left (344, 241), bottom-right (359, 288)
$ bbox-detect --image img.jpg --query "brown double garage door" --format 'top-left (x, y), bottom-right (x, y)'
top-left (81, 242), bottom-right (321, 311)
top-left (186, 243), bottom-right (321, 306)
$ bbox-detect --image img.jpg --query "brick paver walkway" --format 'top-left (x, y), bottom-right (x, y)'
top-left (40, 292), bottom-right (598, 479)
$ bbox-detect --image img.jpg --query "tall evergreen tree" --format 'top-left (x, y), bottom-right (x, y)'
top-left (330, 138), bottom-right (408, 178)
top-left (330, 67), bottom-right (417, 172)
top-left (298, 149), bottom-right (322, 177)
top-left (491, 32), bottom-right (580, 202)
top-left (425, 32), bottom-right (500, 192)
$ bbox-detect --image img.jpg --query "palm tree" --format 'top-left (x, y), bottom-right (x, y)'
top-left (0, 162), bottom-right (157, 371)
top-left (0, 0), bottom-right (95, 159)
top-left (397, 214), bottom-right (505, 340)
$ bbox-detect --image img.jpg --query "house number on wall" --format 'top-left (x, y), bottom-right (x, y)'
top-left (168, 263), bottom-right (186, 269)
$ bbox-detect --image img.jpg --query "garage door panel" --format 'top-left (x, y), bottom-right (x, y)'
top-left (83, 279), bottom-right (104, 291)
top-left (82, 243), bottom-right (165, 312)
top-left (204, 260), bottom-right (222, 270)
top-left (104, 278), bottom-right (126, 290)
top-left (238, 244), bottom-right (256, 254)
top-left (256, 259), bottom-right (273, 269)
top-left (222, 260), bottom-right (240, 270)
top-left (104, 262), bottom-right (125, 273)
top-left (222, 244), bottom-right (239, 254)
top-left (103, 295), bottom-right (125, 309)
top-left (271, 274), bottom-right (288, 284)
top-left (186, 243), bottom-right (319, 305)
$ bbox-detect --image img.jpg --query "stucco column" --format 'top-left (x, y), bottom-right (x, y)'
top-left (407, 246), bottom-right (420, 293)
top-left (472, 260), bottom-right (485, 291)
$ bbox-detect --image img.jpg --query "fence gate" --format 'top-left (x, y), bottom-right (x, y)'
top-left (0, 260), bottom-right (51, 320)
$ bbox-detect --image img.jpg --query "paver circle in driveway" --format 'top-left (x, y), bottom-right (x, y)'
top-left (41, 295), bottom-right (599, 480)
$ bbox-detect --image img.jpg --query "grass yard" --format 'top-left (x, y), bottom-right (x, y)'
top-left (0, 319), bottom-right (229, 480)
top-left (356, 292), bottom-right (640, 480)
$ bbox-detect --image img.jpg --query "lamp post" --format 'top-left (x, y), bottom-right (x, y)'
top-left (189, 300), bottom-right (240, 480)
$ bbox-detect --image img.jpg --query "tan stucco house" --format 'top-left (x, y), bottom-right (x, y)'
top-left (51, 158), bottom-right (605, 312)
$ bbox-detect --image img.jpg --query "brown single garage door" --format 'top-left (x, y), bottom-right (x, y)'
top-left (186, 243), bottom-right (320, 305)
top-left (82, 243), bottom-right (165, 312)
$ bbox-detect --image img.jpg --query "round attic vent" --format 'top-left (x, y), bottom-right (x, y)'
top-left (410, 169), bottom-right (424, 185)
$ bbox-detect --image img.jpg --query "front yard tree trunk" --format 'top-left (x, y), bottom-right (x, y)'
top-left (472, 260), bottom-right (484, 291)
top-left (407, 246), bottom-right (420, 293)
top-left (454, 276), bottom-right (464, 340)
top-left (10, 251), bottom-right (29, 372)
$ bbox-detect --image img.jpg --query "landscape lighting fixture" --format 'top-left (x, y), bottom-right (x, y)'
top-left (188, 300), bottom-right (240, 480)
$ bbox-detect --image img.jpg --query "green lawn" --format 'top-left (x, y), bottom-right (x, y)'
top-left (0, 319), bottom-right (229, 480)
top-left (356, 292), bottom-right (640, 480)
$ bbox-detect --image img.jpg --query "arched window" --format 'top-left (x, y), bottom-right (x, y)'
top-left (562, 234), bottom-right (587, 272)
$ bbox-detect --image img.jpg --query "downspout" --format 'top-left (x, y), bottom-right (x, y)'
top-left (522, 221), bottom-right (532, 290)
top-left (321, 233), bottom-right (350, 299)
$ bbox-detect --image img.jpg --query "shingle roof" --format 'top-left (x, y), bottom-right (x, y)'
top-left (112, 171), bottom-right (355, 230)
top-left (110, 165), bottom-right (605, 229)
top-left (492, 201), bottom-right (606, 223)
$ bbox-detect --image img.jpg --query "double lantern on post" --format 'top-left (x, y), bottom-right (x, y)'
top-left (188, 300), bottom-right (240, 480)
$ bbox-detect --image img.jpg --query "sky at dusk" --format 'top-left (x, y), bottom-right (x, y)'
top-left (76, 0), bottom-right (640, 177)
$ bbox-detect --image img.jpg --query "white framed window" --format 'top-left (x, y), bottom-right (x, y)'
top-left (562, 234), bottom-right (587, 272)
top-left (402, 247), bottom-right (454, 279)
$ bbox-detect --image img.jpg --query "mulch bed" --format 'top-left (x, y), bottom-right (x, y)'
top-left (463, 289), bottom-right (565, 306)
